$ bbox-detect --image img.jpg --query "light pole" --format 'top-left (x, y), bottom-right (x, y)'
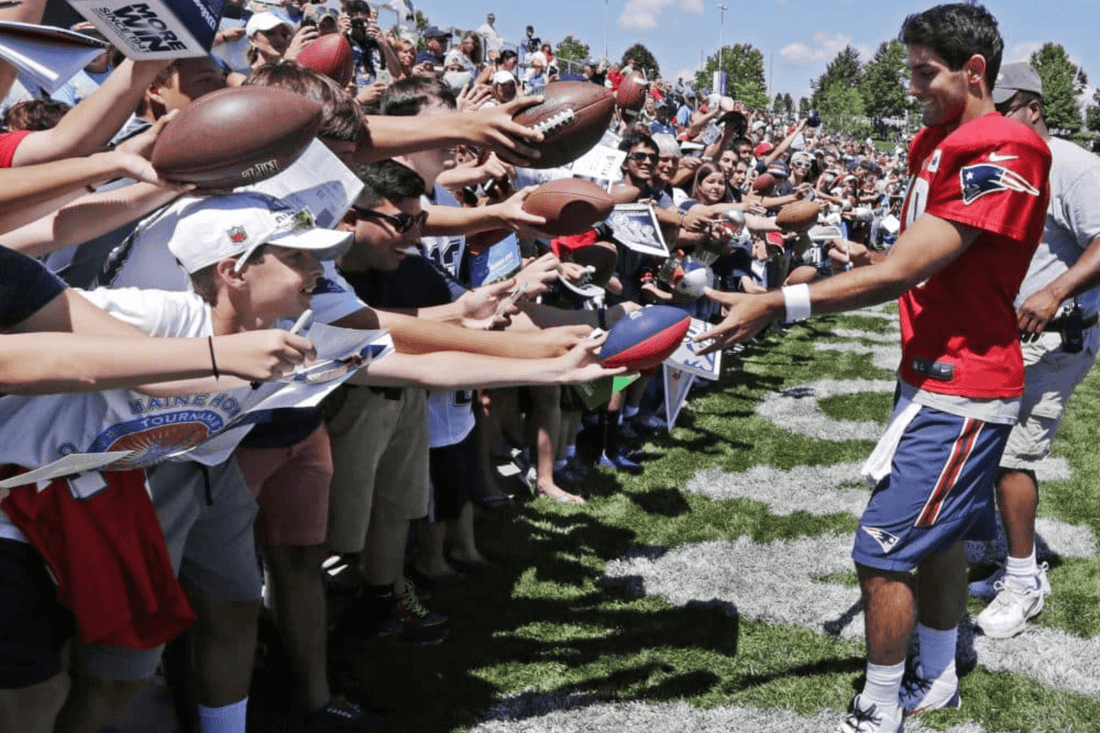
top-left (716, 3), bottom-right (727, 93)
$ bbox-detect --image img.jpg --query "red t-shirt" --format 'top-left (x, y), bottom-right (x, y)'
top-left (1, 468), bottom-right (195, 649)
top-left (897, 112), bottom-right (1051, 398)
top-left (0, 130), bottom-right (31, 168)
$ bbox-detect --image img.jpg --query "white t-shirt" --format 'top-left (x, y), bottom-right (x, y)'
top-left (0, 288), bottom-right (256, 473)
top-left (1014, 136), bottom-right (1100, 318)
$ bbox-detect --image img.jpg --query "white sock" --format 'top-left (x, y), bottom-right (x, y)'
top-left (1005, 547), bottom-right (1038, 585)
top-left (862, 660), bottom-right (904, 710)
top-left (198, 698), bottom-right (248, 733)
top-left (916, 623), bottom-right (957, 684)
top-left (565, 444), bottom-right (577, 459)
top-left (624, 405), bottom-right (640, 419)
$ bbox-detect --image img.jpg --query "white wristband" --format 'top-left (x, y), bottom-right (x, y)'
top-left (782, 284), bottom-right (812, 322)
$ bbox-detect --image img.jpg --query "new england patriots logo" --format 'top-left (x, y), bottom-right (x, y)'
top-left (862, 526), bottom-right (900, 554)
top-left (959, 163), bottom-right (1040, 205)
top-left (311, 276), bottom-right (347, 295)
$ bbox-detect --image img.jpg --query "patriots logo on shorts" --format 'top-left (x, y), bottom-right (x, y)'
top-left (960, 163), bottom-right (1040, 205)
top-left (862, 526), bottom-right (901, 554)
top-left (311, 277), bottom-right (346, 295)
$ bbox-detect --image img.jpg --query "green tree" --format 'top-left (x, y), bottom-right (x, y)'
top-left (782, 93), bottom-right (794, 115)
top-left (693, 43), bottom-right (768, 110)
top-left (773, 93), bottom-right (784, 114)
top-left (816, 83), bottom-right (871, 138)
top-left (555, 35), bottom-right (590, 63)
top-left (1029, 42), bottom-right (1087, 134)
top-left (1084, 87), bottom-right (1100, 153)
top-left (621, 43), bottom-right (660, 79)
top-left (862, 40), bottom-right (916, 122)
top-left (811, 45), bottom-right (863, 108)
top-left (799, 96), bottom-right (811, 117)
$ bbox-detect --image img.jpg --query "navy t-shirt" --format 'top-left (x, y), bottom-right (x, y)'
top-left (1, 245), bottom-right (66, 328)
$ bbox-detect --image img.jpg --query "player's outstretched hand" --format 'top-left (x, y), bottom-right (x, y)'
top-left (1017, 286), bottom-right (1061, 341)
top-left (693, 287), bottom-right (778, 355)
top-left (463, 96), bottom-right (545, 167)
top-left (213, 330), bottom-right (316, 381)
top-left (459, 278), bottom-right (517, 321)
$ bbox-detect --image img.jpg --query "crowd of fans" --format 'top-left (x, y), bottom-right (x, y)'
top-left (0, 2), bottom-right (940, 732)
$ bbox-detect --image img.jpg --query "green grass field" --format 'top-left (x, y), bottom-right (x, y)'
top-left (331, 306), bottom-right (1100, 733)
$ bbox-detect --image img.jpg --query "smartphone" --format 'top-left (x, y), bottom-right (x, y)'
top-left (494, 282), bottom-right (529, 318)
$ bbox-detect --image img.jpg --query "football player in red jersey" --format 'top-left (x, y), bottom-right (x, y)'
top-left (697, 4), bottom-right (1052, 732)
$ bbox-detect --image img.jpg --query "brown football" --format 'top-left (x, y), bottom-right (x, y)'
top-left (295, 34), bottom-right (355, 87)
top-left (564, 240), bottom-right (617, 286)
top-left (152, 87), bottom-right (322, 189)
top-left (775, 200), bottom-right (822, 232)
top-left (521, 178), bottom-right (615, 235)
top-left (615, 71), bottom-right (648, 112)
top-left (751, 172), bottom-right (776, 193)
top-left (513, 81), bottom-right (616, 169)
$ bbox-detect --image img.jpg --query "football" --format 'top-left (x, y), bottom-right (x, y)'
top-left (513, 81), bottom-right (616, 169)
top-left (563, 240), bottom-right (617, 287)
top-left (751, 173), bottom-right (776, 193)
top-left (616, 71), bottom-right (648, 112)
top-left (775, 200), bottom-right (822, 232)
top-left (522, 178), bottom-right (614, 236)
top-left (600, 305), bottom-right (692, 371)
top-left (295, 34), bottom-right (354, 87)
top-left (152, 87), bottom-right (322, 189)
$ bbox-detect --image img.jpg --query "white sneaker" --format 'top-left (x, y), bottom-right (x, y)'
top-left (976, 563), bottom-right (1051, 639)
top-left (899, 662), bottom-right (961, 717)
top-left (835, 694), bottom-right (903, 733)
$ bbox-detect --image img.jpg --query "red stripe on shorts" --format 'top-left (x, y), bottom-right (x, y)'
top-left (915, 417), bottom-right (982, 527)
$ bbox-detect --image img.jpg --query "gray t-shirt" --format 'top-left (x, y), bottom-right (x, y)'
top-left (1014, 136), bottom-right (1100, 317)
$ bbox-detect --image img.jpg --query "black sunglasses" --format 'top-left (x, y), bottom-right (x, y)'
top-left (629, 151), bottom-right (658, 163)
top-left (353, 208), bottom-right (428, 233)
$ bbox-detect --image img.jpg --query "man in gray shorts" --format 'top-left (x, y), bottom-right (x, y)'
top-left (975, 63), bottom-right (1100, 638)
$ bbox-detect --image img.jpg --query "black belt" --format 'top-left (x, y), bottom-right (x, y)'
top-left (367, 385), bottom-right (403, 400)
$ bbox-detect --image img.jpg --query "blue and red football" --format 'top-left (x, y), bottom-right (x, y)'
top-left (599, 306), bottom-right (691, 371)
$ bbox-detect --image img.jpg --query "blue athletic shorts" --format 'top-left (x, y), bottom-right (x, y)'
top-left (853, 404), bottom-right (1010, 573)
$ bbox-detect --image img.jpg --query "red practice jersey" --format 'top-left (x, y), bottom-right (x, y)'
top-left (897, 112), bottom-right (1051, 398)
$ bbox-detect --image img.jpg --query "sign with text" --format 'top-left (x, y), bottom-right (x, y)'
top-left (664, 317), bottom-right (721, 380)
top-left (69, 0), bottom-right (226, 59)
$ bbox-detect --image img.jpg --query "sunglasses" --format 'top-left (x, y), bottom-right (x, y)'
top-left (629, 151), bottom-right (658, 163)
top-left (352, 208), bottom-right (428, 233)
top-left (791, 161), bottom-right (811, 169)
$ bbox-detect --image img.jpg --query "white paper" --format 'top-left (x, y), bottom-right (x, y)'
top-left (241, 139), bottom-right (363, 230)
top-left (665, 317), bottom-right (722, 380)
top-left (606, 203), bottom-right (670, 258)
top-left (0, 451), bottom-right (133, 489)
top-left (569, 144), bottom-right (626, 184)
top-left (663, 365), bottom-right (694, 434)
top-left (211, 17), bottom-right (250, 73)
top-left (0, 21), bottom-right (105, 94)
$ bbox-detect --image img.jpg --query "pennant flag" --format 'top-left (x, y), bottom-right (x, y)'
top-left (663, 364), bottom-right (694, 433)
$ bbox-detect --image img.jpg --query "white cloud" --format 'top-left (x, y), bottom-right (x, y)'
top-left (618, 0), bottom-right (704, 32)
top-left (779, 31), bottom-right (861, 68)
top-left (1005, 41), bottom-right (1042, 64)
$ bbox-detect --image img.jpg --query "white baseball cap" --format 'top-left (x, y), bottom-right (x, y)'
top-left (168, 192), bottom-right (352, 274)
top-left (245, 12), bottom-right (291, 38)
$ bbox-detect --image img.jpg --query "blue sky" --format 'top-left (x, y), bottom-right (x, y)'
top-left (399, 0), bottom-right (1100, 107)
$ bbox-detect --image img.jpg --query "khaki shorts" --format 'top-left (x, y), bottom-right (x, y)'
top-left (325, 386), bottom-right (429, 554)
top-left (1001, 330), bottom-right (1099, 470)
top-left (236, 423), bottom-right (333, 547)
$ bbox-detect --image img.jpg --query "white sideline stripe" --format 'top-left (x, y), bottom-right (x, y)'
top-left (470, 696), bottom-right (1003, 733)
top-left (602, 537), bottom-right (1100, 697)
top-left (684, 463), bottom-right (1094, 559)
top-left (814, 341), bottom-right (902, 371)
top-left (826, 328), bottom-right (901, 343)
top-left (755, 378), bottom-right (896, 441)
